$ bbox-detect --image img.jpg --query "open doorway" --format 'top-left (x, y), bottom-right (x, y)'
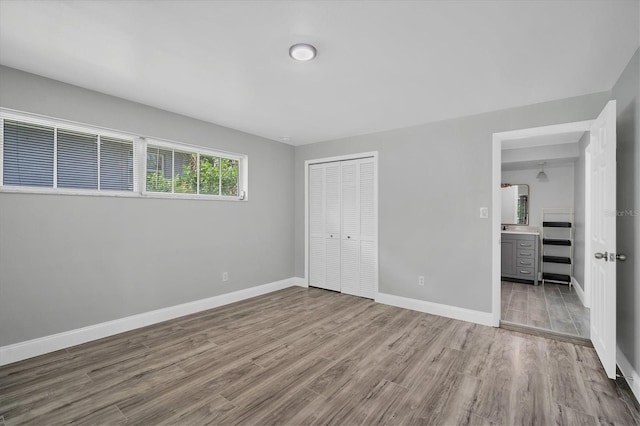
top-left (491, 120), bottom-right (595, 340)
top-left (500, 132), bottom-right (590, 337)
top-left (492, 103), bottom-right (619, 379)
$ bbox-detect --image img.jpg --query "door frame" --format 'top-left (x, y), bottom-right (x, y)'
top-left (491, 121), bottom-right (593, 326)
top-left (584, 144), bottom-right (593, 309)
top-left (304, 151), bottom-right (379, 297)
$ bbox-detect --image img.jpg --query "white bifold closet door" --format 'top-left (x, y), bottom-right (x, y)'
top-left (309, 162), bottom-right (341, 291)
top-left (308, 157), bottom-right (376, 299)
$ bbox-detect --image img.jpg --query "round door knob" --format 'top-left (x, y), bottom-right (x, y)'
top-left (330, 234), bottom-right (333, 238)
top-left (616, 253), bottom-right (627, 261)
top-left (347, 236), bottom-right (351, 239)
top-left (594, 252), bottom-right (606, 259)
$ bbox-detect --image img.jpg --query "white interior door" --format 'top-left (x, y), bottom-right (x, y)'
top-left (358, 158), bottom-right (377, 299)
top-left (340, 158), bottom-right (377, 299)
top-left (589, 100), bottom-right (617, 379)
top-left (309, 164), bottom-right (326, 289)
top-left (324, 163), bottom-right (342, 291)
top-left (307, 154), bottom-right (378, 299)
top-left (309, 163), bottom-right (341, 292)
top-left (340, 160), bottom-right (360, 296)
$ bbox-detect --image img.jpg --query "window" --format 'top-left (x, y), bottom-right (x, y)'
top-left (1, 110), bottom-right (247, 200)
top-left (146, 151), bottom-right (164, 174)
top-left (1, 113), bottom-right (135, 193)
top-left (100, 137), bottom-right (134, 191)
top-left (3, 120), bottom-right (54, 187)
top-left (145, 142), bottom-right (242, 198)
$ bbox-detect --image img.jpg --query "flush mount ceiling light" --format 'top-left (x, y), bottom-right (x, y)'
top-left (289, 43), bottom-right (317, 61)
top-left (536, 162), bottom-right (549, 181)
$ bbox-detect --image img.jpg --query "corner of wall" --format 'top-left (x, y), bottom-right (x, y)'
top-left (617, 346), bottom-right (640, 405)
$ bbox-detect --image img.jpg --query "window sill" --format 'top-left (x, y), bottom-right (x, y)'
top-left (0, 187), bottom-right (247, 201)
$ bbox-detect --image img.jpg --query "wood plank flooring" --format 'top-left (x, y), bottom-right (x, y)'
top-left (1, 287), bottom-right (638, 425)
top-left (501, 281), bottom-right (590, 338)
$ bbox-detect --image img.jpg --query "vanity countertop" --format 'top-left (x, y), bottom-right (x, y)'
top-left (502, 229), bottom-right (540, 235)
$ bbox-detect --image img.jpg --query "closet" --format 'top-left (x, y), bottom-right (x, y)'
top-left (308, 156), bottom-right (377, 299)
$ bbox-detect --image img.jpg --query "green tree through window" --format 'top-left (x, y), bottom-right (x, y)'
top-left (146, 147), bottom-right (239, 196)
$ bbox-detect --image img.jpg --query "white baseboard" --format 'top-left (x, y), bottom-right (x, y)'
top-left (617, 345), bottom-right (640, 405)
top-left (571, 277), bottom-right (586, 307)
top-left (375, 292), bottom-right (494, 327)
top-left (0, 277), bottom-right (297, 366)
top-left (293, 276), bottom-right (308, 287)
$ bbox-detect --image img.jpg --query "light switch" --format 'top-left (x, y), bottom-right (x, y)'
top-left (480, 207), bottom-right (489, 218)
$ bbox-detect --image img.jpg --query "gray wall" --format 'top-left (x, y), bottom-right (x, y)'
top-left (294, 92), bottom-right (610, 313)
top-left (612, 48), bottom-right (640, 383)
top-left (502, 163), bottom-right (575, 229)
top-left (0, 66), bottom-right (295, 346)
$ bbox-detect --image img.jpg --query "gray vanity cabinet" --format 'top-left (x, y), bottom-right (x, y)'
top-left (501, 233), bottom-right (539, 284)
top-left (501, 238), bottom-right (517, 276)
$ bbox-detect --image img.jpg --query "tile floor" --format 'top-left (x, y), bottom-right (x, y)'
top-left (501, 281), bottom-right (590, 338)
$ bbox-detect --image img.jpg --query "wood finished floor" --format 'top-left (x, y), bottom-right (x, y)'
top-left (1, 287), bottom-right (639, 426)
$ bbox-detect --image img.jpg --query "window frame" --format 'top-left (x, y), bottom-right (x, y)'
top-left (0, 109), bottom-right (138, 197)
top-left (142, 138), bottom-right (247, 201)
top-left (0, 108), bottom-right (249, 201)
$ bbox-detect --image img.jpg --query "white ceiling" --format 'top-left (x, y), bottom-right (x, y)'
top-left (0, 1), bottom-right (638, 145)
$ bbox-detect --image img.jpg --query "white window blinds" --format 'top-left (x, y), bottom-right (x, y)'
top-left (100, 137), bottom-right (134, 191)
top-left (1, 117), bottom-right (135, 193)
top-left (57, 129), bottom-right (98, 189)
top-left (3, 120), bottom-right (54, 187)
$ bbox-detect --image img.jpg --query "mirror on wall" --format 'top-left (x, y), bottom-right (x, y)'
top-left (501, 184), bottom-right (529, 225)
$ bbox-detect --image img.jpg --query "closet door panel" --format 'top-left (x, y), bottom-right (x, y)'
top-left (309, 165), bottom-right (324, 237)
top-left (360, 240), bottom-right (376, 299)
top-left (324, 238), bottom-right (341, 291)
top-left (358, 159), bottom-right (377, 298)
top-left (341, 160), bottom-right (360, 295)
top-left (309, 237), bottom-right (325, 287)
top-left (323, 163), bottom-right (341, 291)
top-left (340, 239), bottom-right (360, 296)
top-left (341, 161), bottom-right (359, 240)
top-left (359, 159), bottom-right (376, 241)
top-left (325, 163), bottom-right (341, 237)
top-left (308, 165), bottom-right (326, 289)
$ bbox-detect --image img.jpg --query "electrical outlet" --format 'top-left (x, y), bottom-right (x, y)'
top-left (480, 207), bottom-right (489, 218)
top-left (222, 272), bottom-right (229, 282)
top-left (418, 276), bottom-right (425, 286)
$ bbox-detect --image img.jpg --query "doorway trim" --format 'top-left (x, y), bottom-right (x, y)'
top-left (583, 144), bottom-right (593, 309)
top-left (304, 151), bottom-right (379, 297)
top-left (491, 121), bottom-right (593, 326)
